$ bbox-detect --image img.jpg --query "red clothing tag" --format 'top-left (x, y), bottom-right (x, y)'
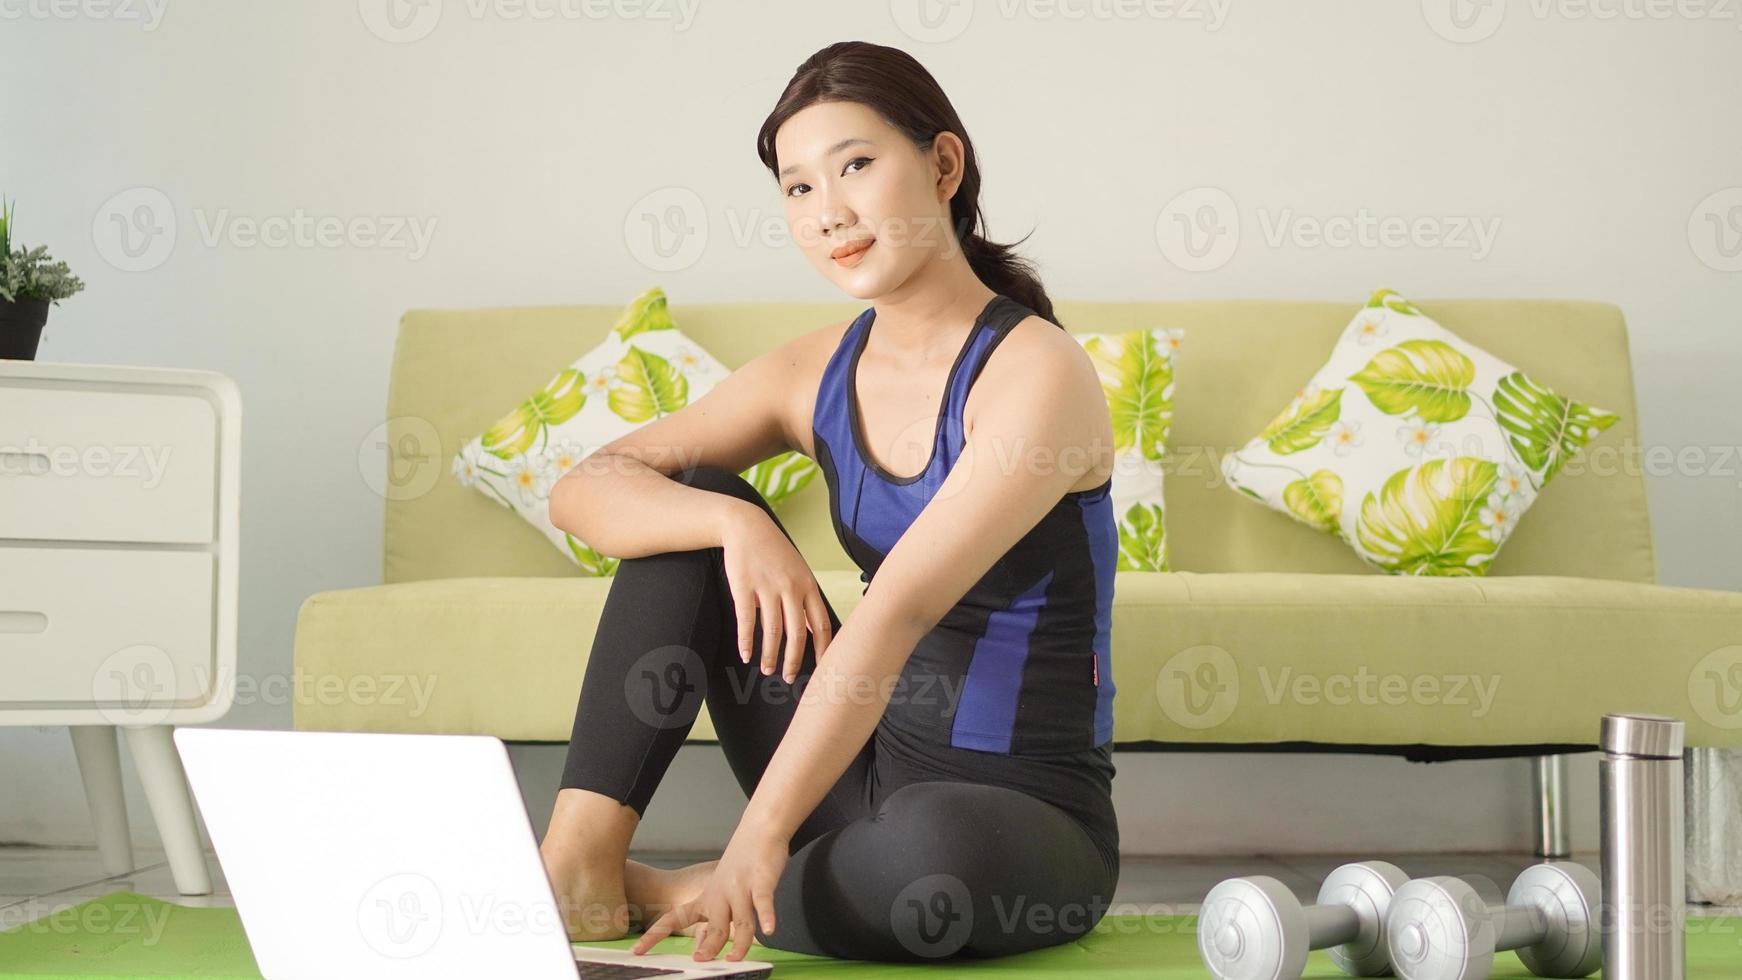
top-left (1092, 656), bottom-right (1099, 686)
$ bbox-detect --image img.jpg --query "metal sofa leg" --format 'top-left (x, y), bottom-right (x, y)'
top-left (1533, 754), bottom-right (1572, 858)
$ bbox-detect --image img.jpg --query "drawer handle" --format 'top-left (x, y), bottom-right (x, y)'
top-left (0, 451), bottom-right (51, 477)
top-left (0, 611), bottom-right (48, 634)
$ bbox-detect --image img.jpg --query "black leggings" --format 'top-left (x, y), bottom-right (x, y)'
top-left (558, 465), bottom-right (1119, 961)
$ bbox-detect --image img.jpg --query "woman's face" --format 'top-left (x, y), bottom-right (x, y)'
top-left (774, 100), bottom-right (965, 300)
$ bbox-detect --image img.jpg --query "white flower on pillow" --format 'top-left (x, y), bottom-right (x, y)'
top-left (585, 368), bottom-right (616, 398)
top-left (670, 342), bottom-right (707, 372)
top-left (1328, 419), bottom-right (1364, 456)
top-left (1352, 310), bottom-right (1391, 345)
top-left (506, 452), bottom-right (556, 506)
top-left (545, 440), bottom-right (589, 475)
top-left (1495, 460), bottom-right (1532, 497)
top-left (452, 442), bottom-right (486, 489)
top-left (1397, 417), bottom-right (1450, 458)
top-left (1479, 491), bottom-right (1526, 543)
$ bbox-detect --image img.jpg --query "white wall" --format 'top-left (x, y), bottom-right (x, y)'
top-left (1, 1), bottom-right (1736, 854)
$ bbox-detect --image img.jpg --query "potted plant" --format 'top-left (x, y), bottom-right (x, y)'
top-left (0, 196), bottom-right (86, 360)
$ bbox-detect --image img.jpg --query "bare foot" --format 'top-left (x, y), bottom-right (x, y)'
top-left (542, 846), bottom-right (633, 942)
top-left (625, 858), bottom-right (718, 937)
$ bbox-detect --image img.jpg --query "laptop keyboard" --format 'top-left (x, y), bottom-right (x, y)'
top-left (573, 962), bottom-right (771, 979)
top-left (573, 962), bottom-right (686, 978)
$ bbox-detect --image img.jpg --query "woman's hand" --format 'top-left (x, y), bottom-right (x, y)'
top-left (630, 825), bottom-right (789, 962)
top-left (719, 504), bottom-right (833, 684)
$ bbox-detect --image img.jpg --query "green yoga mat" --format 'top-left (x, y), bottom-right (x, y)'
top-left (3, 891), bottom-right (1740, 978)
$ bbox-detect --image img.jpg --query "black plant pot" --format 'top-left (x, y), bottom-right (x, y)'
top-left (0, 297), bottom-right (51, 360)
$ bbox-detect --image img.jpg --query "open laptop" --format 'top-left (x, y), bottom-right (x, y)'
top-left (173, 727), bottom-right (773, 979)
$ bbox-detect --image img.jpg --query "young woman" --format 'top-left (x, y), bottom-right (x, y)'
top-left (539, 40), bottom-right (1120, 964)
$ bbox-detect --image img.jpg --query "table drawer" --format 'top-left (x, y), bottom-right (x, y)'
top-left (0, 548), bottom-right (216, 705)
top-left (0, 383), bottom-right (218, 544)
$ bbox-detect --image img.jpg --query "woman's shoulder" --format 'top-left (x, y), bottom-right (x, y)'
top-left (755, 315), bottom-right (858, 459)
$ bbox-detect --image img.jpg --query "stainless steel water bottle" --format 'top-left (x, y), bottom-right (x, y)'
top-left (1599, 712), bottom-right (1686, 980)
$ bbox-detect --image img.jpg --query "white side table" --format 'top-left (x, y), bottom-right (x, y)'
top-left (0, 360), bottom-right (241, 896)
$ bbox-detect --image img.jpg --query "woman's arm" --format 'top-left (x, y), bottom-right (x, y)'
top-left (546, 328), bottom-right (828, 559)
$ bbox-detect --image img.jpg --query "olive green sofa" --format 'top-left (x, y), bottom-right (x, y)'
top-left (292, 297), bottom-right (1742, 852)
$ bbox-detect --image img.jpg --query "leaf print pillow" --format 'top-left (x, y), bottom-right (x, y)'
top-left (1220, 288), bottom-right (1619, 577)
top-left (1073, 326), bottom-right (1183, 571)
top-left (451, 287), bottom-right (820, 576)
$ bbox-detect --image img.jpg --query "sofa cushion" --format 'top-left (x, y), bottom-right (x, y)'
top-left (1074, 326), bottom-right (1182, 571)
top-left (1221, 289), bottom-right (1621, 577)
top-left (379, 299), bottom-right (1654, 585)
top-left (449, 287), bottom-right (818, 574)
top-left (292, 571), bottom-right (1742, 747)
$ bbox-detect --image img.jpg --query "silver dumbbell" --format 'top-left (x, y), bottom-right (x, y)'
top-left (1198, 860), bottom-right (1410, 978)
top-left (1385, 862), bottom-right (1602, 980)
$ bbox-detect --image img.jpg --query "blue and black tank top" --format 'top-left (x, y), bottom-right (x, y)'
top-left (810, 293), bottom-right (1117, 755)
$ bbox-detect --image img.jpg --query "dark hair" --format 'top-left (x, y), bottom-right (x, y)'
top-left (756, 41), bottom-right (1057, 326)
